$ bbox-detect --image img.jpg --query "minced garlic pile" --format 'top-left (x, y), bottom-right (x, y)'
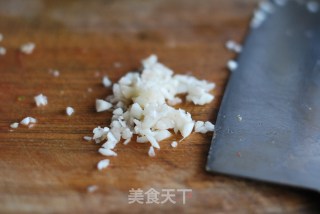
top-left (91, 55), bottom-right (215, 166)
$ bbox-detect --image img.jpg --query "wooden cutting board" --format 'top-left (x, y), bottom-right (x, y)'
top-left (0, 0), bottom-right (319, 213)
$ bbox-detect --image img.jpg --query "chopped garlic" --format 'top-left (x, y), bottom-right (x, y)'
top-left (49, 69), bottom-right (60, 77)
top-left (92, 55), bottom-right (215, 160)
top-left (10, 122), bottom-right (19, 129)
top-left (195, 121), bottom-right (205, 132)
top-left (171, 141), bottom-right (178, 148)
top-left (20, 117), bottom-right (37, 126)
top-left (66, 107), bottom-right (74, 116)
top-left (83, 136), bottom-right (92, 141)
top-left (93, 126), bottom-right (109, 143)
top-left (102, 75), bottom-right (112, 87)
top-left (251, 9), bottom-right (267, 28)
top-left (20, 42), bottom-right (35, 54)
top-left (113, 108), bottom-right (123, 116)
top-left (259, 0), bottom-right (275, 13)
top-left (250, 0), bottom-right (279, 29)
top-left (225, 40), bottom-right (242, 53)
top-left (227, 60), bottom-right (238, 72)
top-left (53, 70), bottom-right (60, 77)
top-left (205, 121), bottom-right (215, 131)
top-left (0, 47), bottom-right (6, 55)
top-left (34, 94), bottom-right (48, 107)
top-left (98, 148), bottom-right (117, 156)
top-left (87, 185), bottom-right (98, 193)
top-left (97, 159), bottom-right (110, 171)
top-left (123, 138), bottom-right (131, 145)
top-left (167, 97), bottom-right (182, 106)
top-left (96, 99), bottom-right (112, 112)
top-left (148, 146), bottom-right (156, 157)
top-left (307, 1), bottom-right (319, 13)
top-left (195, 121), bottom-right (215, 134)
top-left (274, 0), bottom-right (287, 6)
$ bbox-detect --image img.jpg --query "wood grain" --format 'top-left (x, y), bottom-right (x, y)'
top-left (0, 0), bottom-right (319, 213)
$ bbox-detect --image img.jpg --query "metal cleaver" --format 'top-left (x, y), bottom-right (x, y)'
top-left (206, 0), bottom-right (320, 191)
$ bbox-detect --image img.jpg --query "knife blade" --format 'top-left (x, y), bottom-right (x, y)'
top-left (206, 0), bottom-right (320, 191)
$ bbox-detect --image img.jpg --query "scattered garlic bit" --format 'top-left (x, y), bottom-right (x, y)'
top-left (123, 138), bottom-right (131, 145)
top-left (237, 115), bottom-right (243, 122)
top-left (66, 107), bottom-right (74, 116)
top-left (83, 136), bottom-right (92, 141)
top-left (10, 122), bottom-right (19, 129)
top-left (225, 40), bottom-right (242, 53)
top-left (20, 117), bottom-right (37, 126)
top-left (0, 33), bottom-right (3, 42)
top-left (97, 159), bottom-right (110, 171)
top-left (195, 121), bottom-right (215, 134)
top-left (251, 0), bottom-right (276, 29)
top-left (92, 55), bottom-right (215, 159)
top-left (92, 126), bottom-right (110, 144)
top-left (87, 185), bottom-right (98, 193)
top-left (99, 148), bottom-right (117, 157)
top-left (49, 69), bottom-right (60, 77)
top-left (102, 75), bottom-right (112, 87)
top-left (205, 121), bottom-right (215, 131)
top-left (34, 94), bottom-right (48, 107)
top-left (113, 108), bottom-right (123, 116)
top-left (148, 146), bottom-right (156, 157)
top-left (307, 1), bottom-right (319, 13)
top-left (227, 60), bottom-right (238, 72)
top-left (20, 42), bottom-right (35, 54)
top-left (274, 0), bottom-right (288, 6)
top-left (0, 47), bottom-right (6, 55)
top-left (251, 10), bottom-right (267, 28)
top-left (195, 121), bottom-right (205, 133)
top-left (167, 97), bottom-right (182, 106)
top-left (96, 99), bottom-right (112, 112)
top-left (87, 88), bottom-right (93, 93)
top-left (53, 70), bottom-right (60, 77)
top-left (259, 0), bottom-right (275, 13)
top-left (171, 141), bottom-right (178, 148)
